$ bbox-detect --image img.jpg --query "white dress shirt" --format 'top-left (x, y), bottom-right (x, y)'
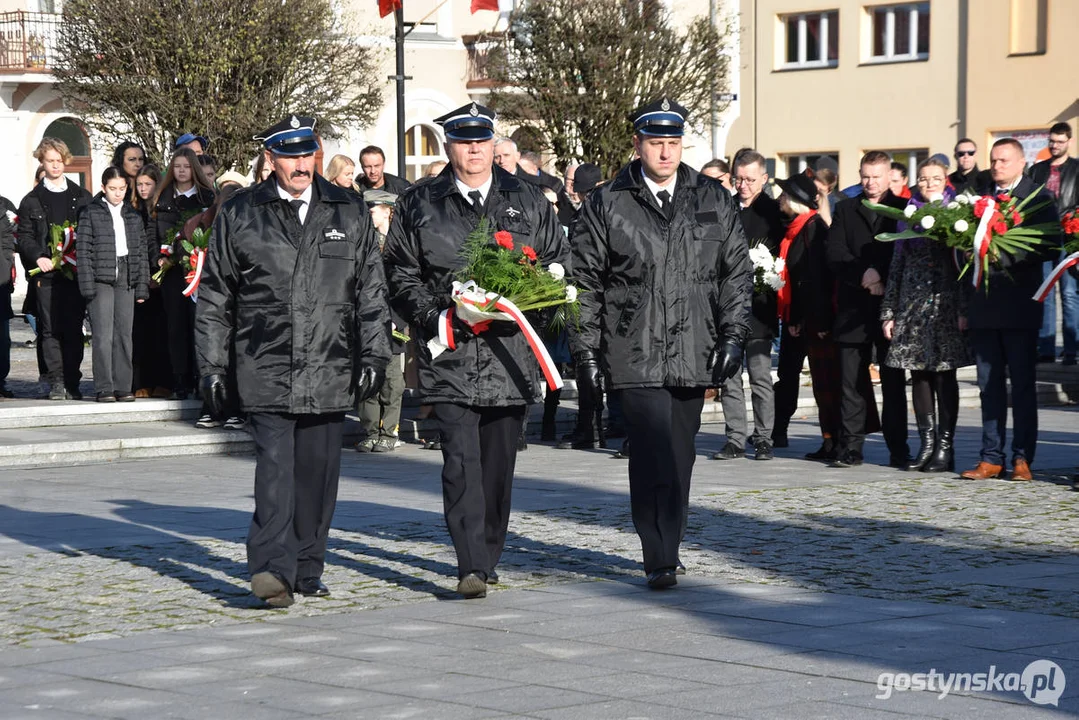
top-left (276, 182), bottom-right (314, 224)
top-left (641, 169), bottom-right (676, 207)
top-left (455, 173), bottom-right (494, 206)
top-left (104, 198), bottom-right (129, 258)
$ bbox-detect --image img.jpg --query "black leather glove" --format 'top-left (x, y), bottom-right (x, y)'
top-left (707, 340), bottom-right (744, 385)
top-left (422, 307), bottom-right (476, 347)
top-left (355, 365), bottom-right (386, 403)
top-left (200, 374), bottom-right (228, 417)
top-left (574, 350), bottom-right (605, 406)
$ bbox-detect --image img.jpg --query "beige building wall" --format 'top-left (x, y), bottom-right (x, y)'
top-left (964, 0), bottom-right (1079, 166)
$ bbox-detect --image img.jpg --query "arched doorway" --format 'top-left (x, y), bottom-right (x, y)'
top-left (404, 124), bottom-right (443, 181)
top-left (42, 117), bottom-right (92, 190)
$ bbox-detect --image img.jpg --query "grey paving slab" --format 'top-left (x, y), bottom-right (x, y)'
top-left (533, 698), bottom-right (737, 719)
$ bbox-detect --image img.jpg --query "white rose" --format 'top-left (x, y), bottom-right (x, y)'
top-left (920, 215), bottom-right (935, 229)
top-left (904, 205), bottom-right (917, 218)
top-left (547, 262), bottom-right (565, 280)
top-left (565, 285), bottom-right (578, 303)
top-left (947, 202), bottom-right (960, 210)
top-left (954, 219), bottom-right (969, 233)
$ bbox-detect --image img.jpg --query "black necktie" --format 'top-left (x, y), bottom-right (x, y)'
top-left (289, 199), bottom-right (305, 225)
top-left (468, 190), bottom-right (484, 215)
top-left (657, 189), bottom-right (671, 219)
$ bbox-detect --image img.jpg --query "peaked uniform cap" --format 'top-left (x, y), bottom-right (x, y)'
top-left (254, 115), bottom-right (320, 156)
top-left (629, 98), bottom-right (688, 137)
top-left (364, 189), bottom-right (398, 206)
top-left (434, 102), bottom-right (496, 141)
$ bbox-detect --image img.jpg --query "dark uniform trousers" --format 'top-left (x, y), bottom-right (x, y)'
top-left (621, 387), bottom-right (705, 573)
top-left (35, 272), bottom-right (86, 390)
top-left (838, 338), bottom-right (908, 458)
top-left (969, 328), bottom-right (1038, 466)
top-left (247, 411), bottom-right (345, 584)
top-left (435, 403), bottom-right (525, 578)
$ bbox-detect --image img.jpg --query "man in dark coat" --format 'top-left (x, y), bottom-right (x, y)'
top-left (384, 102), bottom-right (566, 599)
top-left (18, 138), bottom-right (93, 400)
top-left (714, 149), bottom-right (786, 461)
top-left (948, 138), bottom-right (992, 195)
top-left (358, 145), bottom-right (411, 195)
top-left (961, 138), bottom-right (1061, 482)
top-left (826, 151), bottom-right (909, 468)
top-left (571, 98), bottom-right (752, 589)
top-left (195, 115), bottom-right (391, 608)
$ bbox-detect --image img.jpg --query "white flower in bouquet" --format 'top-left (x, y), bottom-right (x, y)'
top-left (904, 205), bottom-right (917, 218)
top-left (920, 214), bottom-right (936, 230)
top-left (763, 271), bottom-right (784, 291)
top-left (773, 257), bottom-right (786, 275)
top-left (947, 201), bottom-right (960, 210)
top-left (547, 262), bottom-right (565, 280)
top-left (748, 244), bottom-right (773, 269)
top-left (954, 219), bottom-right (969, 233)
top-left (955, 194), bottom-right (971, 205)
top-left (565, 285), bottom-right (578, 303)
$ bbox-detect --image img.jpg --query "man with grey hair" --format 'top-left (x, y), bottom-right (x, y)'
top-left (493, 137), bottom-right (521, 175)
top-left (713, 149), bottom-right (785, 461)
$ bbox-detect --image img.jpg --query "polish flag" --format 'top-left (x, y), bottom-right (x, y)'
top-left (471, 0), bottom-right (499, 11)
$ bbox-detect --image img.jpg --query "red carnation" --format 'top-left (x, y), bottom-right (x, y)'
top-left (522, 245), bottom-right (537, 261)
top-left (1064, 218), bottom-right (1079, 235)
top-left (1010, 210), bottom-right (1022, 227)
top-left (973, 197), bottom-right (992, 218)
top-left (996, 193), bottom-right (1011, 204)
top-left (992, 219), bottom-right (1008, 236)
top-left (494, 230), bottom-right (514, 249)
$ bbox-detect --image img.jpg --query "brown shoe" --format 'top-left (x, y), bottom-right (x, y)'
top-left (134, 388), bottom-right (151, 398)
top-left (1009, 458), bottom-right (1033, 482)
top-left (961, 462), bottom-right (1004, 480)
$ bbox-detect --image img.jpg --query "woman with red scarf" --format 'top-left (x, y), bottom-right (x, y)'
top-left (772, 171), bottom-right (844, 461)
top-left (880, 158), bottom-right (971, 473)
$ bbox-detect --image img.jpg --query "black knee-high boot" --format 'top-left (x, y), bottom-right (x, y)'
top-left (906, 413), bottom-right (936, 471)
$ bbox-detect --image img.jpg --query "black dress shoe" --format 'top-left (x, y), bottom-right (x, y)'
top-left (754, 442), bottom-right (773, 461)
top-left (805, 440), bottom-right (837, 461)
top-left (295, 577), bottom-right (330, 597)
top-left (711, 442), bottom-right (744, 460)
top-left (251, 571), bottom-right (294, 608)
top-left (646, 568), bottom-right (677, 589)
top-left (487, 570), bottom-right (499, 585)
top-left (422, 437), bottom-right (442, 450)
top-left (772, 434), bottom-right (789, 448)
top-left (457, 572), bottom-right (487, 598)
top-left (830, 452), bottom-right (863, 468)
top-left (889, 453), bottom-right (912, 469)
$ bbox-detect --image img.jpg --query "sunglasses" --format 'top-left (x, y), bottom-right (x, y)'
top-left (954, 150), bottom-right (976, 158)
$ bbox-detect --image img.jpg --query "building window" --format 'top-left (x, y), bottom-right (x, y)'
top-left (783, 152), bottom-right (839, 176)
top-left (881, 148), bottom-right (928, 175)
top-left (404, 124), bottom-right (444, 182)
top-left (1009, 0), bottom-right (1047, 56)
top-left (868, 3), bottom-right (929, 62)
top-left (781, 10), bottom-right (838, 69)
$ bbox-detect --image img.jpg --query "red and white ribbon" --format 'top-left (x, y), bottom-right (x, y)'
top-left (426, 280), bottom-right (564, 390)
top-left (181, 248), bottom-right (205, 299)
top-left (1033, 251), bottom-right (1079, 302)
top-left (971, 198), bottom-right (995, 288)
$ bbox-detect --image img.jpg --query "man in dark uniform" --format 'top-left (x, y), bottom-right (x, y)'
top-left (826, 151), bottom-right (909, 468)
top-left (384, 102), bottom-right (565, 599)
top-left (195, 115), bottom-right (391, 608)
top-left (570, 98), bottom-right (752, 589)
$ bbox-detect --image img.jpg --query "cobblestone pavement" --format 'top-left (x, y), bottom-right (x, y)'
top-left (1, 411), bottom-right (1077, 649)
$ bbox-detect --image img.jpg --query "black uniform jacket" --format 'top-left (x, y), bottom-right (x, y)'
top-left (76, 195), bottom-right (150, 301)
top-left (383, 165), bottom-right (566, 407)
top-left (195, 176), bottom-right (392, 414)
top-left (569, 161), bottom-right (752, 389)
top-left (826, 191), bottom-right (906, 343)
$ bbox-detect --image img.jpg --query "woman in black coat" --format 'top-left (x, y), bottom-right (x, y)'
top-left (151, 148), bottom-right (215, 398)
top-left (76, 166), bottom-right (149, 401)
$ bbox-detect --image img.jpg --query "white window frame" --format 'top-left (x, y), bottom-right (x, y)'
top-left (780, 11), bottom-right (838, 70)
top-left (404, 124), bottom-right (444, 182)
top-left (867, 3), bottom-right (929, 63)
top-left (782, 152), bottom-right (839, 176)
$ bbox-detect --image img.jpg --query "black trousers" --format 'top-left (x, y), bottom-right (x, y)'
top-left (838, 340), bottom-right (908, 458)
top-left (773, 329), bottom-right (807, 439)
top-left (34, 273), bottom-right (85, 389)
top-left (621, 387), bottom-right (705, 573)
top-left (970, 328), bottom-right (1038, 466)
top-left (132, 287), bottom-right (173, 392)
top-left (247, 412), bottom-right (345, 585)
top-left (435, 403), bottom-right (525, 578)
top-left (161, 269), bottom-right (194, 387)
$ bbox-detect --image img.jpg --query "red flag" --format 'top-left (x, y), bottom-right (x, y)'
top-left (379, 0), bottom-right (402, 17)
top-left (471, 0), bottom-right (499, 12)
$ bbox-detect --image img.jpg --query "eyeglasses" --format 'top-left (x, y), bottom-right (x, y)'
top-left (733, 176), bottom-right (760, 186)
top-left (954, 150), bottom-right (976, 158)
top-left (916, 177), bottom-right (945, 185)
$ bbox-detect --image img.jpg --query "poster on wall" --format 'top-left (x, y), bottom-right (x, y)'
top-left (990, 129), bottom-right (1051, 167)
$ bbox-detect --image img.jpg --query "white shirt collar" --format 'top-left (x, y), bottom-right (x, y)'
top-left (43, 176), bottom-right (67, 193)
top-left (455, 172), bottom-right (493, 205)
top-left (996, 177), bottom-right (1021, 194)
top-left (275, 181), bottom-right (313, 205)
top-left (176, 184), bottom-right (198, 198)
top-left (640, 168), bottom-right (676, 205)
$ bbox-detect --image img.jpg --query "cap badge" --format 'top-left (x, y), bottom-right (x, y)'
top-left (469, 103), bottom-right (479, 117)
top-left (289, 115), bottom-right (300, 129)
top-left (661, 98), bottom-right (670, 111)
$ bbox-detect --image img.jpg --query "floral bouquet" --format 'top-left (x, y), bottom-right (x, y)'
top-left (1033, 209), bottom-right (1079, 302)
top-left (178, 226), bottom-right (211, 301)
top-left (748, 241), bottom-right (785, 294)
top-left (29, 222), bottom-right (77, 280)
top-left (865, 190), bottom-right (1056, 288)
top-left (152, 208), bottom-right (205, 283)
top-left (427, 218), bottom-right (579, 390)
